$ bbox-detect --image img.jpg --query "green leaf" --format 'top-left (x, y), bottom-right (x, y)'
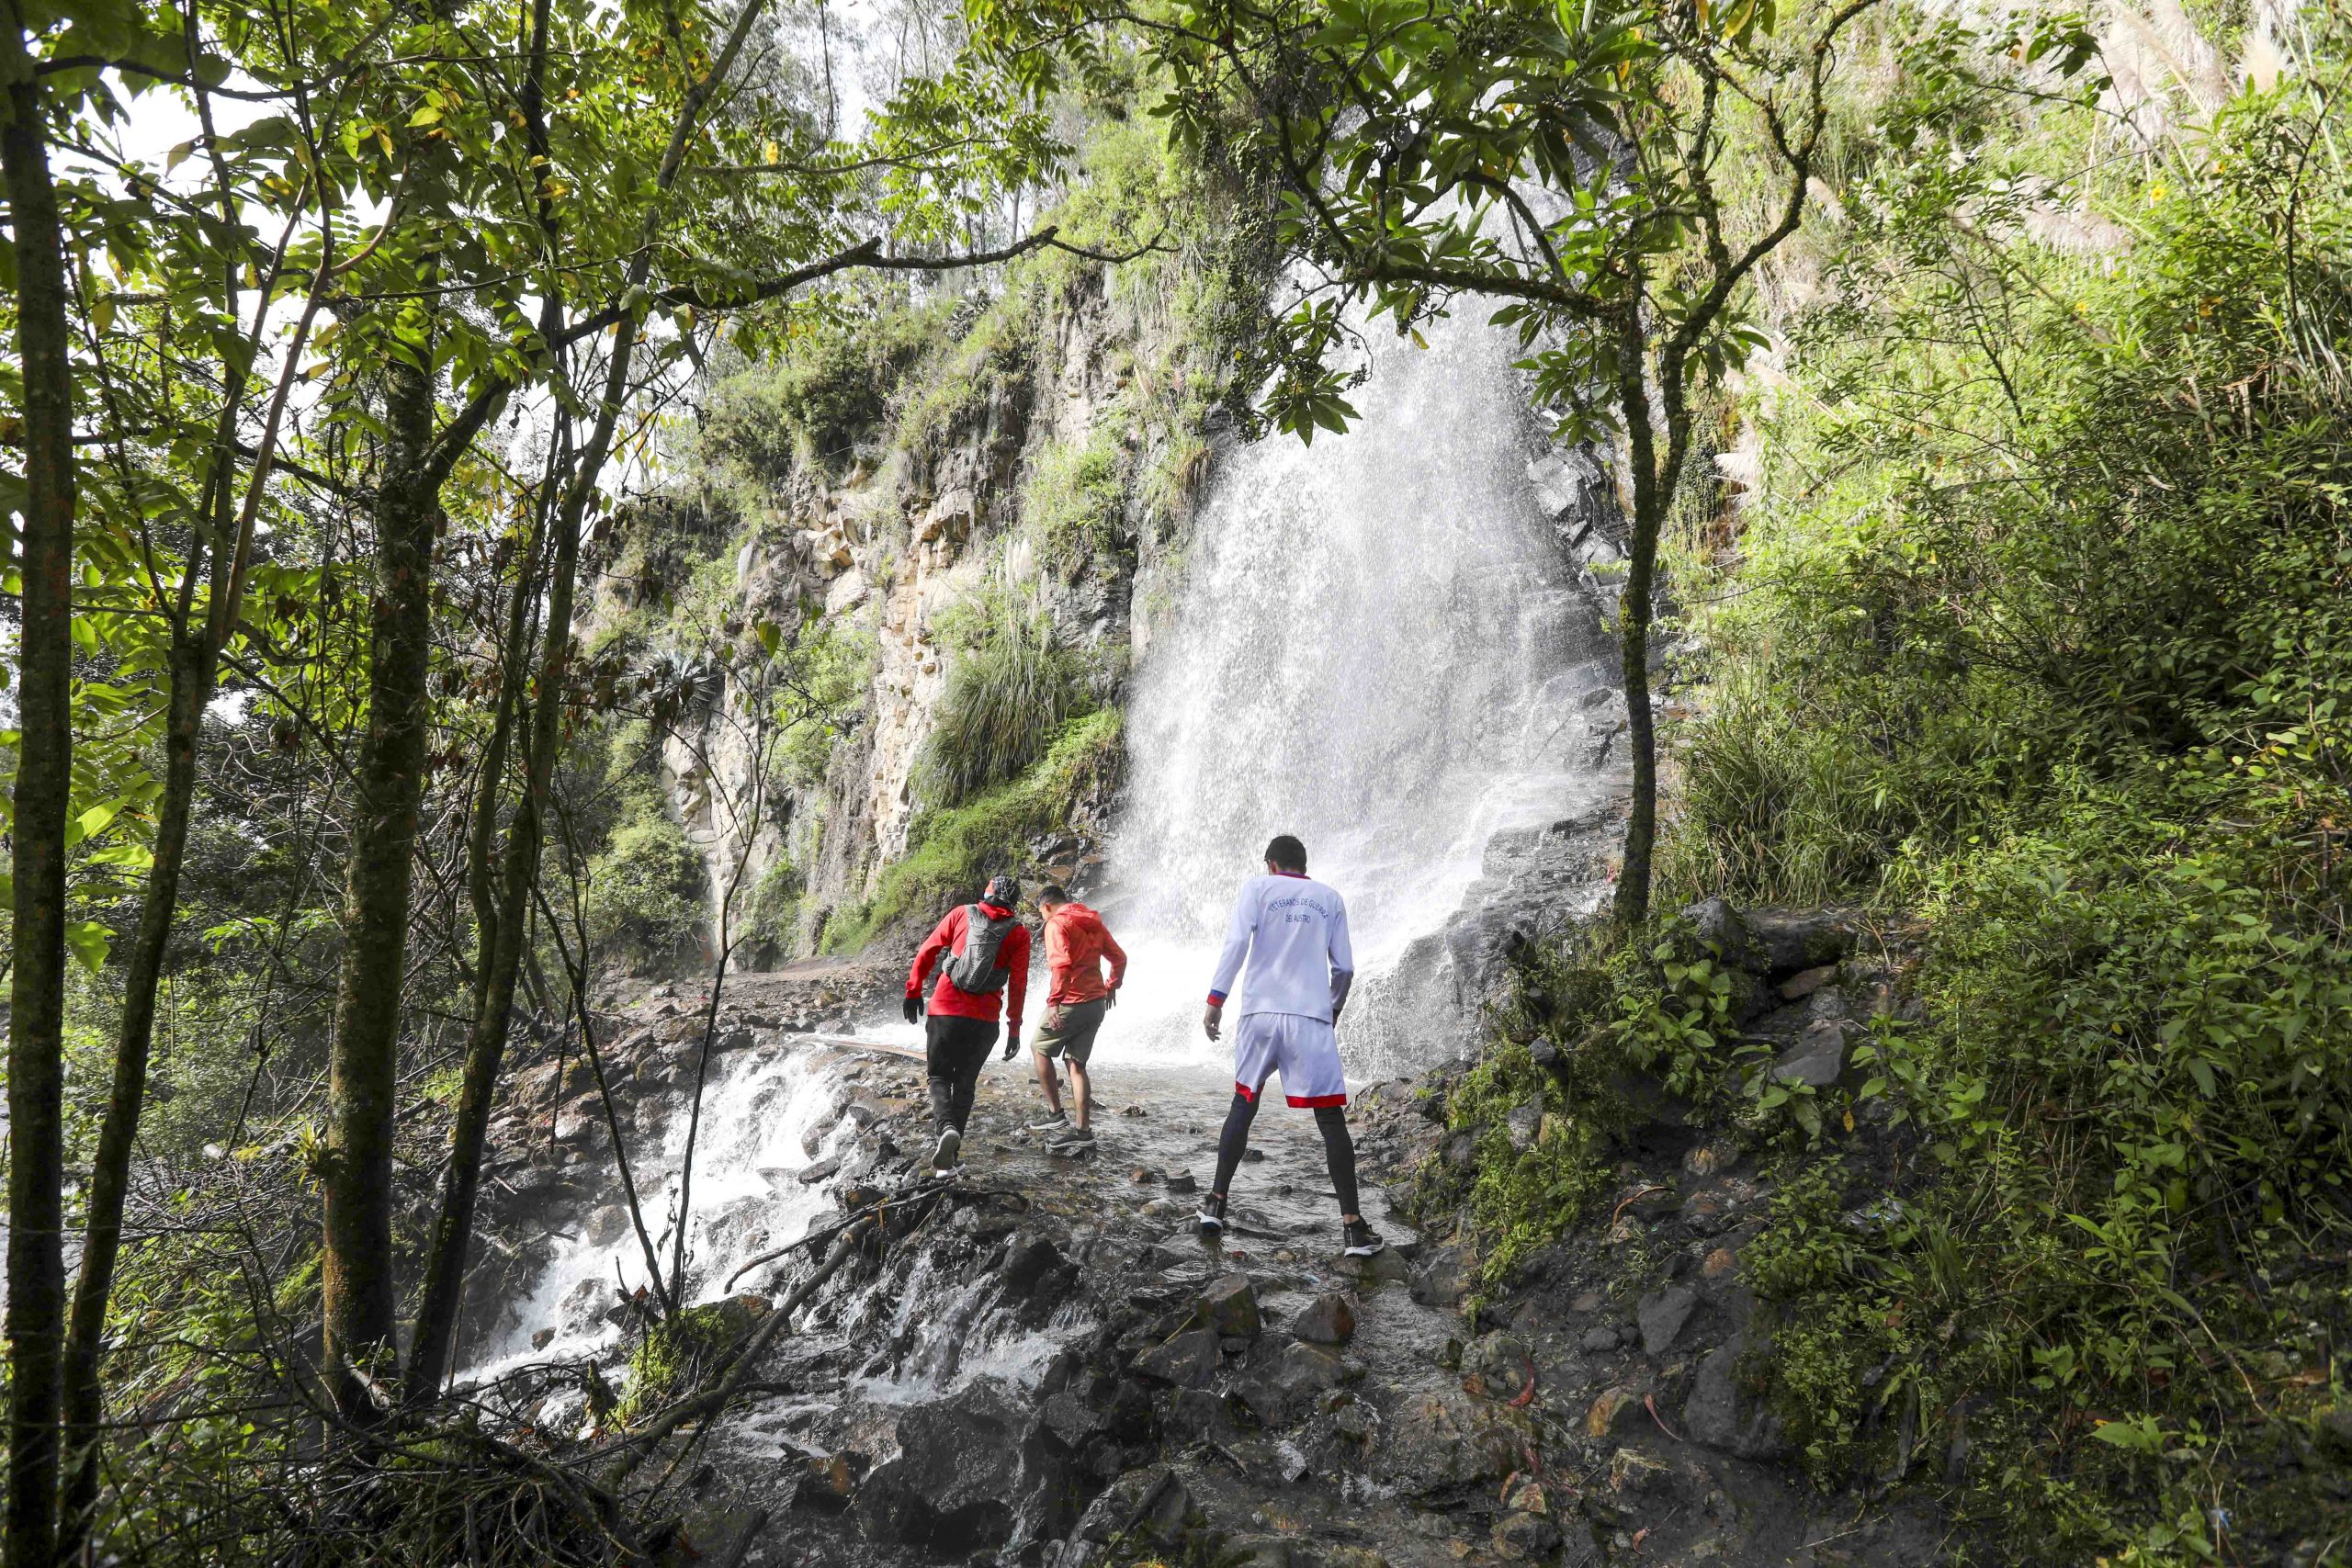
top-left (65, 920), bottom-right (114, 973)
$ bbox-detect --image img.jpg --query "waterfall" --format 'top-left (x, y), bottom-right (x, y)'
top-left (1093, 304), bottom-right (1622, 1078)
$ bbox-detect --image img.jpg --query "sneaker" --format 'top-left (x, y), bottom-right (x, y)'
top-left (1025, 1111), bottom-right (1069, 1134)
top-left (1195, 1193), bottom-right (1227, 1236)
top-left (932, 1127), bottom-right (962, 1172)
top-left (1342, 1218), bottom-right (1386, 1258)
top-left (1050, 1124), bottom-right (1095, 1144)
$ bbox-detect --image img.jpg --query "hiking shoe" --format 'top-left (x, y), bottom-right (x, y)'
top-left (1195, 1193), bottom-right (1227, 1237)
top-left (1050, 1124), bottom-right (1095, 1144)
top-left (932, 1127), bottom-right (962, 1172)
top-left (1342, 1218), bottom-right (1386, 1258)
top-left (1025, 1111), bottom-right (1069, 1134)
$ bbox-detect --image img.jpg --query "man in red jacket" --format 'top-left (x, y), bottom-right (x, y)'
top-left (1026, 885), bottom-right (1126, 1145)
top-left (904, 874), bottom-right (1031, 1172)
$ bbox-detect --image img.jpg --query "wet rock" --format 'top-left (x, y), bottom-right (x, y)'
top-left (795, 1450), bottom-right (860, 1509)
top-left (1637, 1283), bottom-right (1698, 1355)
top-left (1587, 1384), bottom-right (1648, 1438)
top-left (1071, 1466), bottom-right (1198, 1551)
top-left (1460, 1332), bottom-right (1530, 1400)
top-left (1411, 1246), bottom-right (1475, 1307)
top-left (1292, 1292), bottom-right (1355, 1346)
top-left (1241, 1342), bottom-right (1352, 1429)
top-left (1580, 1325), bottom-right (1620, 1353)
top-left (1132, 1328), bottom-right (1220, 1388)
top-left (1002, 1233), bottom-right (1069, 1301)
top-left (1385, 1387), bottom-right (1531, 1491)
top-left (1163, 1172), bottom-right (1197, 1195)
top-left (530, 1327), bottom-right (556, 1351)
top-left (1200, 1274), bottom-right (1261, 1337)
top-left (854, 1383), bottom-right (1033, 1550)
top-left (1491, 1509), bottom-right (1561, 1561)
top-left (1336, 1247), bottom-right (1410, 1285)
top-left (1504, 1100), bottom-right (1544, 1150)
top-left (1161, 1387), bottom-right (1238, 1444)
top-left (797, 1155), bottom-right (841, 1185)
top-left (1037, 1391), bottom-right (1103, 1451)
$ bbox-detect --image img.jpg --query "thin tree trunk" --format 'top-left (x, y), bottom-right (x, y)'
top-left (2, 9), bottom-right (79, 1563)
top-left (321, 350), bottom-right (441, 1419)
top-left (1611, 300), bottom-right (1661, 928)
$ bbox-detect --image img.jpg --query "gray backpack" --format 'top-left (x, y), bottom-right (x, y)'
top-left (944, 905), bottom-right (1017, 994)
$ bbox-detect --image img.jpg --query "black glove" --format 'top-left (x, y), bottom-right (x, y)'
top-left (1001, 1031), bottom-right (1021, 1061)
top-left (903, 995), bottom-right (923, 1025)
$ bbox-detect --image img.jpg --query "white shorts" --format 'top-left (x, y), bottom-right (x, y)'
top-left (1232, 1012), bottom-right (1348, 1109)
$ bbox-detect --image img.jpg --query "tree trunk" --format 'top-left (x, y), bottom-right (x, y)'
top-left (2, 11), bottom-right (79, 1564)
top-left (405, 442), bottom-right (588, 1397)
top-left (1611, 301), bottom-right (1661, 929)
top-left (321, 351), bottom-right (441, 1420)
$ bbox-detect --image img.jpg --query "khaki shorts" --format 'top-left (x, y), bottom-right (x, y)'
top-left (1032, 997), bottom-right (1108, 1066)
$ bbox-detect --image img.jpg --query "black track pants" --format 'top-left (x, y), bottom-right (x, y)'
top-left (924, 1014), bottom-right (998, 1135)
top-left (1211, 1092), bottom-right (1361, 1217)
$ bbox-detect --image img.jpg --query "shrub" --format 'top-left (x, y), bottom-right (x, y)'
top-left (825, 708), bottom-right (1124, 953)
top-left (1025, 428), bottom-right (1129, 577)
top-left (916, 587), bottom-right (1091, 807)
top-left (583, 794), bottom-right (706, 976)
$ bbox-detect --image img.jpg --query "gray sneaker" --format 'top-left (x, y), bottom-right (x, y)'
top-left (1025, 1111), bottom-right (1069, 1134)
top-left (1050, 1124), bottom-right (1095, 1144)
top-left (932, 1128), bottom-right (962, 1171)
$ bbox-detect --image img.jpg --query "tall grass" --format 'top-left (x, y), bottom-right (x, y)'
top-left (917, 587), bottom-right (1090, 806)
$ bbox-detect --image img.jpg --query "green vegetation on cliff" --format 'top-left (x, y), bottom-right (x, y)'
top-left (1413, 10), bottom-right (2352, 1562)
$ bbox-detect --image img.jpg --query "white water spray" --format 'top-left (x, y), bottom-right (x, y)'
top-left (1093, 305), bottom-right (1618, 1078)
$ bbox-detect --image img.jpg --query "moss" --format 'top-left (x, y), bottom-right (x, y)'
top-left (616, 1302), bottom-right (742, 1426)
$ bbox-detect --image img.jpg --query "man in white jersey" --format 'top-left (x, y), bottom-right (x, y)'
top-left (1196, 833), bottom-right (1385, 1257)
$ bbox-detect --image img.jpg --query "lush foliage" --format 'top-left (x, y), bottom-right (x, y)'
top-left (919, 584), bottom-right (1094, 805)
top-left (826, 706), bottom-right (1125, 952)
top-left (1647, 12), bottom-right (2352, 1559)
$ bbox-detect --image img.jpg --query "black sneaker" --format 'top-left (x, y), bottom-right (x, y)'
top-left (932, 1128), bottom-right (962, 1172)
top-left (1195, 1193), bottom-right (1227, 1237)
top-left (1342, 1218), bottom-right (1386, 1258)
top-left (1050, 1124), bottom-right (1095, 1144)
top-left (1025, 1111), bottom-right (1069, 1134)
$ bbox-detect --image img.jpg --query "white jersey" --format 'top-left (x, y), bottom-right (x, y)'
top-left (1206, 872), bottom-right (1355, 1021)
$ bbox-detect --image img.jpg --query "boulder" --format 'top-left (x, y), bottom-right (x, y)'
top-left (1411, 1247), bottom-right (1475, 1307)
top-left (797, 1156), bottom-right (841, 1185)
top-left (1504, 1100), bottom-right (1544, 1150)
top-left (1001, 1233), bottom-right (1067, 1300)
top-left (1131, 1329), bottom-right (1220, 1389)
top-left (1491, 1510), bottom-right (1562, 1562)
top-left (1586, 1384), bottom-right (1648, 1438)
top-left (854, 1383), bottom-right (1035, 1550)
top-left (1637, 1284), bottom-right (1699, 1356)
top-left (1743, 907), bottom-right (1860, 976)
top-left (1459, 1332), bottom-right (1530, 1400)
top-left (1679, 897), bottom-right (1763, 968)
top-left (1772, 1019), bottom-right (1851, 1089)
top-left (1682, 1335), bottom-right (1788, 1458)
top-left (1239, 1341), bottom-right (1354, 1429)
top-left (1292, 1292), bottom-right (1356, 1346)
top-left (1200, 1274), bottom-right (1261, 1337)
top-left (1383, 1387), bottom-right (1532, 1492)
top-left (1070, 1466), bottom-right (1198, 1552)
top-left (1780, 964), bottom-right (1839, 1000)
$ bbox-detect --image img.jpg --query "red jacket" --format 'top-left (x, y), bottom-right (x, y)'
top-left (1044, 901), bottom-right (1126, 1007)
top-left (908, 901), bottom-right (1031, 1029)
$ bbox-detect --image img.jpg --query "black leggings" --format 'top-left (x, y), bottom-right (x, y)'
top-left (924, 1014), bottom-right (998, 1134)
top-left (1212, 1092), bottom-right (1360, 1217)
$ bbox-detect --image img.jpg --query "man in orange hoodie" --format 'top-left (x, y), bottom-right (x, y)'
top-left (904, 874), bottom-right (1032, 1172)
top-left (1026, 884), bottom-right (1126, 1144)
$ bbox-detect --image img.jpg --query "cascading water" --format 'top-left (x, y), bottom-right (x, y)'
top-left (1092, 304), bottom-right (1623, 1079)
